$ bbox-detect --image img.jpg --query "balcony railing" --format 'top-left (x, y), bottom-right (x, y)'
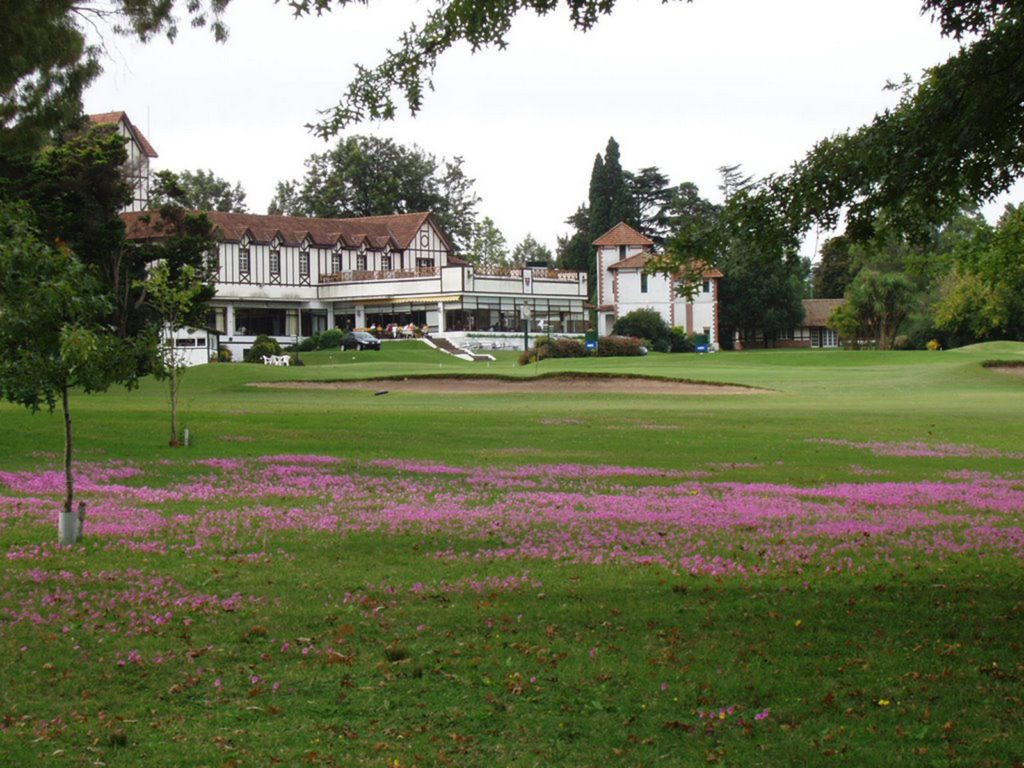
top-left (472, 266), bottom-right (582, 282)
top-left (320, 266), bottom-right (440, 284)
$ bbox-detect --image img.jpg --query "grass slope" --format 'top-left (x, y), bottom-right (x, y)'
top-left (0, 344), bottom-right (1022, 766)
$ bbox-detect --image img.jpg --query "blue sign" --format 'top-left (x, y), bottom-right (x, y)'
top-left (696, 344), bottom-right (709, 353)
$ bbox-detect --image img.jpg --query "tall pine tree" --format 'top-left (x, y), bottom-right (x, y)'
top-left (587, 153), bottom-right (608, 246)
top-left (603, 138), bottom-right (635, 230)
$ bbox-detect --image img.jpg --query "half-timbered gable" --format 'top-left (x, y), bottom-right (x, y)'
top-left (89, 111), bottom-right (158, 213)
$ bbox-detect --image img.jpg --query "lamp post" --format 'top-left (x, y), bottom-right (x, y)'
top-left (521, 302), bottom-right (531, 354)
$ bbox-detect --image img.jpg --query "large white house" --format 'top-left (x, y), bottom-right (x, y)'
top-left (125, 210), bottom-right (589, 360)
top-left (592, 222), bottom-right (722, 347)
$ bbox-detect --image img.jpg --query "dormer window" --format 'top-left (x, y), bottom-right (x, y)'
top-left (356, 253), bottom-right (367, 271)
top-left (268, 236), bottom-right (282, 284)
top-left (238, 239), bottom-right (251, 283)
top-left (298, 249), bottom-right (310, 286)
top-left (381, 254), bottom-right (392, 270)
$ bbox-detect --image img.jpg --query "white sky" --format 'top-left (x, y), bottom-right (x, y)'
top-left (83, 0), bottom-right (1019, 256)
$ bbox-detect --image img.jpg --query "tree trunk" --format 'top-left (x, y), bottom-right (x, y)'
top-left (168, 366), bottom-right (180, 447)
top-left (58, 385), bottom-right (78, 545)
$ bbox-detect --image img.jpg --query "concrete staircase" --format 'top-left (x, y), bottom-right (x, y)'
top-left (421, 335), bottom-right (495, 362)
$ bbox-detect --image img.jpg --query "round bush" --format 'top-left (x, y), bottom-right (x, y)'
top-left (318, 328), bottom-right (344, 349)
top-left (246, 334), bottom-right (283, 363)
top-left (613, 309), bottom-right (670, 350)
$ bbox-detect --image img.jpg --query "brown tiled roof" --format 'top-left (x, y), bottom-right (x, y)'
top-left (802, 298), bottom-right (845, 327)
top-left (592, 222), bottom-right (653, 247)
top-left (607, 251), bottom-right (723, 279)
top-left (89, 111), bottom-right (158, 158)
top-left (123, 210), bottom-right (442, 251)
top-left (606, 251), bottom-right (652, 270)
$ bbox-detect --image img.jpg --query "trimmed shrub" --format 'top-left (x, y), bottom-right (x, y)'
top-left (552, 337), bottom-right (585, 358)
top-left (217, 347), bottom-right (233, 363)
top-left (518, 336), bottom-right (585, 365)
top-left (892, 334), bottom-right (914, 350)
top-left (926, 339), bottom-right (942, 351)
top-left (317, 328), bottom-right (344, 349)
top-left (244, 334), bottom-right (282, 363)
top-left (295, 335), bottom-right (319, 352)
top-left (669, 327), bottom-right (696, 353)
top-left (613, 309), bottom-right (670, 352)
top-left (597, 335), bottom-right (646, 357)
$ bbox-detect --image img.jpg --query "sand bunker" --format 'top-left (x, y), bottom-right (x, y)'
top-left (990, 365), bottom-right (1024, 378)
top-left (253, 376), bottom-right (766, 395)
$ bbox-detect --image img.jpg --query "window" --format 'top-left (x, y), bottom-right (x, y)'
top-left (269, 249), bottom-right (281, 275)
top-left (640, 272), bottom-right (648, 293)
top-left (234, 308), bottom-right (287, 336)
top-left (381, 254), bottom-right (392, 270)
top-left (356, 254), bottom-right (367, 271)
top-left (238, 247), bottom-right (251, 276)
top-left (702, 279), bottom-right (711, 294)
top-left (331, 252), bottom-right (341, 273)
top-left (618, 245), bottom-right (627, 260)
top-left (416, 257), bottom-right (434, 268)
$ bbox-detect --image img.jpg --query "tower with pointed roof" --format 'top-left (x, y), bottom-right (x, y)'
top-left (592, 221), bottom-right (721, 348)
top-left (89, 112), bottom-right (158, 212)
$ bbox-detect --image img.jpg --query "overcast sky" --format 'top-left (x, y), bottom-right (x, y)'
top-left (83, 0), bottom-right (1015, 256)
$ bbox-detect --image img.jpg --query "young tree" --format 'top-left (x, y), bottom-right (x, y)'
top-left (0, 204), bottom-right (141, 543)
top-left (150, 168), bottom-right (248, 212)
top-left (141, 262), bottom-right (212, 446)
top-left (465, 217), bottom-right (510, 266)
top-left (511, 234), bottom-right (553, 265)
top-left (268, 135), bottom-right (480, 250)
top-left (132, 174), bottom-right (219, 445)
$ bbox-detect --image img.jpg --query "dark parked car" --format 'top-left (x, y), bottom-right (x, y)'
top-left (341, 331), bottom-right (381, 351)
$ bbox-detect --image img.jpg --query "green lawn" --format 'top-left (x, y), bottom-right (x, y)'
top-left (0, 343), bottom-right (1022, 766)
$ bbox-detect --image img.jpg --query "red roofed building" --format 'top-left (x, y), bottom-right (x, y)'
top-left (126, 209), bottom-right (588, 359)
top-left (593, 222), bottom-right (722, 348)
